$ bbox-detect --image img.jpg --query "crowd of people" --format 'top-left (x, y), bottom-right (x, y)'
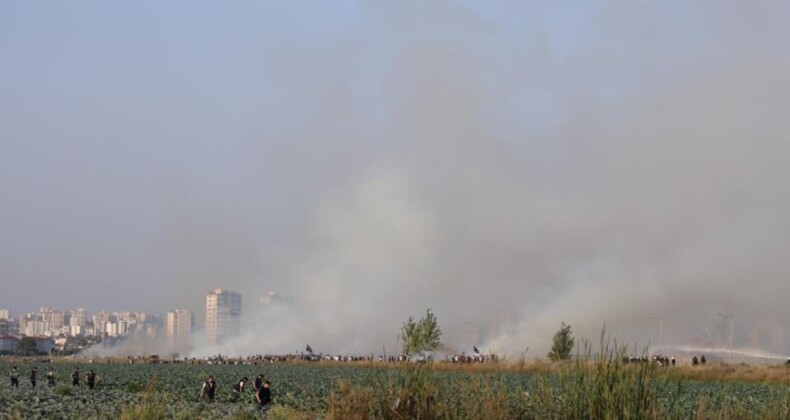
top-left (622, 355), bottom-right (676, 366)
top-left (619, 354), bottom-right (718, 366)
top-left (124, 352), bottom-right (502, 365)
top-left (199, 373), bottom-right (272, 411)
top-left (7, 364), bottom-right (274, 411)
top-left (7, 366), bottom-right (98, 389)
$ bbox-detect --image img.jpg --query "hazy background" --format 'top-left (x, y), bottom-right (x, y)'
top-left (2, 1), bottom-right (790, 357)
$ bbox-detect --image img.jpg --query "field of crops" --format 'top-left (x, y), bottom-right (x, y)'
top-left (1, 359), bottom-right (789, 419)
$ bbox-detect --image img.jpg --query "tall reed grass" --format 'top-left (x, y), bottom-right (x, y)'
top-left (327, 330), bottom-right (790, 419)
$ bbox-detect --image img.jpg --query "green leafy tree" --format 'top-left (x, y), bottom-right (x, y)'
top-left (17, 337), bottom-right (40, 356)
top-left (400, 316), bottom-right (420, 355)
top-left (547, 322), bottom-right (575, 361)
top-left (400, 309), bottom-right (443, 355)
top-left (418, 309), bottom-right (442, 352)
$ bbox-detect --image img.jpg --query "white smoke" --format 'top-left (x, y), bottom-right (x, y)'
top-left (46, 2), bottom-right (790, 359)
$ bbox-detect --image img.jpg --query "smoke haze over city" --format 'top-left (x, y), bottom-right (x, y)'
top-left (2, 1), bottom-right (790, 357)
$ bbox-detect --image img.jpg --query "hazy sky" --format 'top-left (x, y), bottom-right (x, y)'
top-left (2, 1), bottom-right (790, 356)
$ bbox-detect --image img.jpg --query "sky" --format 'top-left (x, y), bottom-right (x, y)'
top-left (2, 1), bottom-right (790, 357)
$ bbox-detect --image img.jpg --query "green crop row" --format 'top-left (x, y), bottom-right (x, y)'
top-left (1, 360), bottom-right (788, 419)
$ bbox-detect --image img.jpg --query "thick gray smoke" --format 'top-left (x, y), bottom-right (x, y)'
top-left (4, 2), bottom-right (790, 358)
top-left (183, 2), bottom-right (790, 358)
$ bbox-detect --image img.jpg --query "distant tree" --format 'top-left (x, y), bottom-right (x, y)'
top-left (400, 309), bottom-right (443, 355)
top-left (418, 309), bottom-right (442, 352)
top-left (400, 316), bottom-right (420, 355)
top-left (547, 322), bottom-right (575, 361)
top-left (17, 337), bottom-right (40, 356)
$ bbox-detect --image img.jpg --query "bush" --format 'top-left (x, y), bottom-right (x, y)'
top-left (125, 381), bottom-right (144, 393)
top-left (53, 385), bottom-right (72, 396)
top-left (119, 376), bottom-right (166, 420)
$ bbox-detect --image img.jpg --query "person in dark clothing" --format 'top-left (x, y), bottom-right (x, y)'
top-left (253, 374), bottom-right (263, 393)
top-left (10, 367), bottom-right (19, 388)
top-left (231, 376), bottom-right (248, 401)
top-left (47, 367), bottom-right (55, 387)
top-left (700, 355), bottom-right (706, 365)
top-left (86, 370), bottom-right (97, 390)
top-left (255, 381), bottom-right (272, 410)
top-left (71, 367), bottom-right (80, 387)
top-left (30, 367), bottom-right (37, 388)
top-left (691, 356), bottom-right (698, 366)
top-left (200, 376), bottom-right (217, 402)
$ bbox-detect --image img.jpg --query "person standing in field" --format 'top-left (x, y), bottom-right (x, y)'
top-left (10, 366), bottom-right (19, 388)
top-left (30, 367), bottom-right (37, 388)
top-left (231, 376), bottom-right (248, 401)
top-left (255, 380), bottom-right (272, 411)
top-left (200, 376), bottom-right (217, 402)
top-left (71, 367), bottom-right (80, 387)
top-left (86, 369), bottom-right (97, 390)
top-left (47, 367), bottom-right (55, 387)
top-left (252, 374), bottom-right (264, 404)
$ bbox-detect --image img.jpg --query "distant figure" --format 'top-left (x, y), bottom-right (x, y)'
top-left (700, 355), bottom-right (706, 365)
top-left (200, 376), bottom-right (217, 402)
top-left (671, 357), bottom-right (676, 366)
top-left (30, 367), bottom-right (37, 388)
top-left (47, 367), bottom-right (55, 387)
top-left (255, 380), bottom-right (272, 411)
top-left (785, 357), bottom-right (789, 366)
top-left (231, 376), bottom-right (248, 400)
top-left (86, 370), bottom-right (97, 390)
top-left (253, 374), bottom-right (263, 394)
top-left (10, 366), bottom-right (19, 388)
top-left (692, 356), bottom-right (699, 366)
top-left (71, 367), bottom-right (80, 387)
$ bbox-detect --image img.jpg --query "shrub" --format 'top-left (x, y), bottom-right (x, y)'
top-left (53, 385), bottom-right (72, 396)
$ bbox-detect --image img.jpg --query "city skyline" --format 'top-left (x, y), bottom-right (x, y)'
top-left (0, 296), bottom-right (787, 358)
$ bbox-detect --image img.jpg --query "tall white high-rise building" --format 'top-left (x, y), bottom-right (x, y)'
top-left (205, 288), bottom-right (241, 345)
top-left (36, 307), bottom-right (64, 333)
top-left (25, 320), bottom-right (52, 337)
top-left (71, 308), bottom-right (87, 327)
top-left (93, 311), bottom-right (110, 335)
top-left (0, 309), bottom-right (10, 320)
top-left (106, 322), bottom-right (118, 337)
top-left (105, 321), bottom-right (127, 337)
top-left (166, 309), bottom-right (192, 353)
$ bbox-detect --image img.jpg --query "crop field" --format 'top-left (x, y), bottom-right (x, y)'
top-left (1, 359), bottom-right (789, 419)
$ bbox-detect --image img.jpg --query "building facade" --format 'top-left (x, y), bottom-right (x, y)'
top-left (166, 309), bottom-right (192, 354)
top-left (205, 289), bottom-right (241, 345)
top-left (71, 308), bottom-right (87, 328)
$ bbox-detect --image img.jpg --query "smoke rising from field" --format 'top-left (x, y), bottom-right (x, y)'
top-left (3, 2), bottom-right (790, 358)
top-left (177, 2), bottom-right (790, 358)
